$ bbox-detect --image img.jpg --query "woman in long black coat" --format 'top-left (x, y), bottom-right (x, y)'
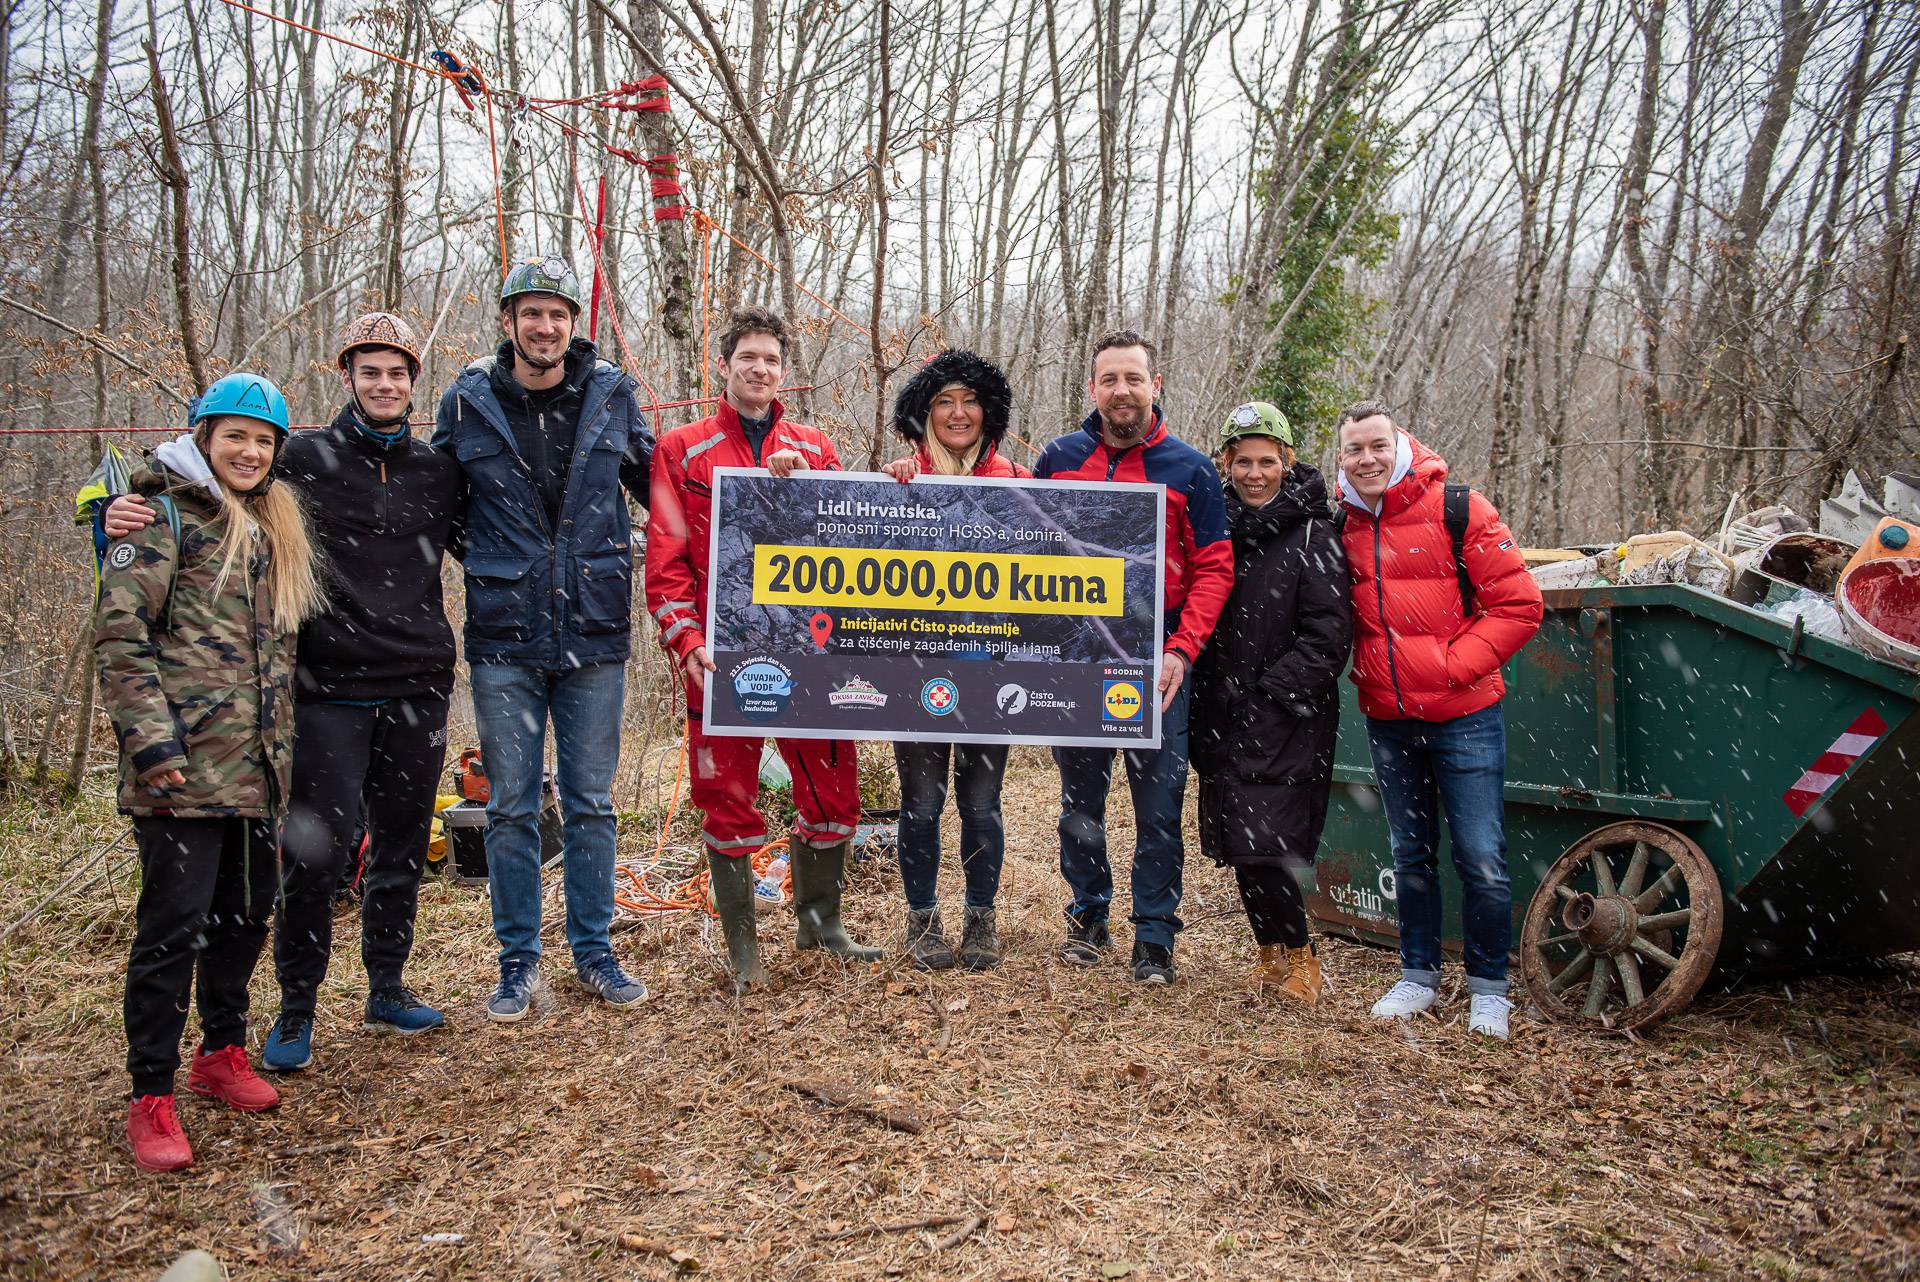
top-left (1192, 402), bottom-right (1353, 1003)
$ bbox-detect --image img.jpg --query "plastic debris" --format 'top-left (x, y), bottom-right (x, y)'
top-left (1720, 503), bottom-right (1810, 555)
top-left (1820, 470), bottom-right (1920, 543)
top-left (1762, 589), bottom-right (1848, 642)
top-left (1617, 533), bottom-right (1735, 594)
top-left (1530, 553), bottom-right (1610, 590)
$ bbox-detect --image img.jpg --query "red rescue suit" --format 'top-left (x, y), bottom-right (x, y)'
top-left (647, 399), bottom-right (860, 859)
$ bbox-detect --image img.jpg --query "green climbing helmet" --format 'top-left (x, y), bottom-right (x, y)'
top-left (1219, 400), bottom-right (1295, 450)
top-left (500, 254), bottom-right (585, 314)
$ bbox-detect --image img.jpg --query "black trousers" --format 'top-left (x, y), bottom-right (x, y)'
top-left (276, 695), bottom-right (449, 1015)
top-left (126, 816), bottom-right (276, 1097)
top-left (1234, 863), bottom-right (1311, 950)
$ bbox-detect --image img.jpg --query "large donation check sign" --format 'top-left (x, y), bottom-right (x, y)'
top-left (701, 469), bottom-right (1166, 748)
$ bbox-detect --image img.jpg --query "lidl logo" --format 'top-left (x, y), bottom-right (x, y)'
top-left (1102, 680), bottom-right (1144, 722)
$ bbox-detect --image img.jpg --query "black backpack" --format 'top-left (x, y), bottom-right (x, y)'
top-left (1335, 483), bottom-right (1476, 615)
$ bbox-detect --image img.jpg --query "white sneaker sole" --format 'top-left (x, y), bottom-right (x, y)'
top-left (486, 999), bottom-right (533, 1024)
top-left (573, 973), bottom-right (650, 1010)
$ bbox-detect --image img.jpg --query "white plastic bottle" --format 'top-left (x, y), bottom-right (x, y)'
top-left (754, 855), bottom-right (790, 911)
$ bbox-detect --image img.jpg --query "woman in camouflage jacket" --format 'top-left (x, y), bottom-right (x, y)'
top-left (94, 373), bottom-right (325, 1174)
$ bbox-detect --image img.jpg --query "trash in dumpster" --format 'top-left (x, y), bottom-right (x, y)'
top-left (1616, 532), bottom-right (1735, 593)
top-left (1720, 503), bottom-right (1811, 555)
top-left (1729, 532), bottom-right (1857, 608)
top-left (1841, 516), bottom-right (1919, 581)
top-left (1531, 552), bottom-right (1611, 590)
top-left (1838, 559), bottom-right (1920, 670)
top-left (1761, 589), bottom-right (1848, 642)
top-left (1820, 469), bottom-right (1920, 543)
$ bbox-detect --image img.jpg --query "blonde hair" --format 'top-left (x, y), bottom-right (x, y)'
top-left (195, 422), bottom-right (328, 630)
top-left (922, 431), bottom-right (983, 477)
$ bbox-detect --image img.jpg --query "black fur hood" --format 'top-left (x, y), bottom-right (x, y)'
top-left (891, 349), bottom-right (1013, 446)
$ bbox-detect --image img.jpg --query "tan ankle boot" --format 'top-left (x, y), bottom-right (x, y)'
top-left (1276, 945), bottom-right (1324, 1004)
top-left (1250, 944), bottom-right (1290, 992)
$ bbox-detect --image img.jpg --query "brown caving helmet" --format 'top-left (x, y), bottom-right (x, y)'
top-left (336, 311), bottom-right (423, 379)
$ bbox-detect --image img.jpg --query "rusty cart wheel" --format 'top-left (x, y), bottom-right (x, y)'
top-left (1520, 821), bottom-right (1722, 1033)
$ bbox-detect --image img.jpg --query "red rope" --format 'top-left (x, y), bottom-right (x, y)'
top-left (568, 136), bottom-right (663, 416)
top-left (0, 388), bottom-right (824, 438)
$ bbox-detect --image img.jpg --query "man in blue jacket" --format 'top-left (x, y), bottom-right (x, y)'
top-left (432, 255), bottom-right (655, 1022)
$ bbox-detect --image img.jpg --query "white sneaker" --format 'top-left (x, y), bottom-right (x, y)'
top-left (1468, 993), bottom-right (1515, 1040)
top-left (1369, 980), bottom-right (1437, 1020)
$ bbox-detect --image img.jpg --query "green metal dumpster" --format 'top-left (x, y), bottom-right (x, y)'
top-left (1308, 583), bottom-right (1920, 1030)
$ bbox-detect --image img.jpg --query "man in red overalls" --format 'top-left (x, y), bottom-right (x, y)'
top-left (647, 306), bottom-right (880, 991)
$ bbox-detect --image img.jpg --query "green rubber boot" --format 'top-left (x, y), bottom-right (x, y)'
top-left (707, 854), bottom-right (768, 993)
top-left (791, 841), bottom-right (883, 961)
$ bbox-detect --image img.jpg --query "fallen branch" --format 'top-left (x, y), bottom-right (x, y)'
top-left (931, 1214), bottom-right (984, 1251)
top-left (816, 1214), bottom-right (969, 1242)
top-left (0, 827), bottom-right (133, 947)
top-left (782, 1079), bottom-right (928, 1135)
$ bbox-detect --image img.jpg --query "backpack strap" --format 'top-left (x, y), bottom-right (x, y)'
top-left (1444, 483), bottom-right (1475, 616)
top-left (151, 496), bottom-right (184, 632)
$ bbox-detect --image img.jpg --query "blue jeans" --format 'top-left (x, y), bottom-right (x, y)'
top-left (471, 661), bottom-right (625, 971)
top-left (1052, 670), bottom-right (1191, 949)
top-left (1365, 703), bottom-right (1512, 994)
top-left (894, 741), bottom-right (1008, 912)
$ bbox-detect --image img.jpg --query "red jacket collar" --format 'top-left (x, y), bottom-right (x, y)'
top-left (714, 396), bottom-right (786, 439)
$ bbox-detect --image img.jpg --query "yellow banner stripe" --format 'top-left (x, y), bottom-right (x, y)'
top-left (750, 545), bottom-right (1124, 616)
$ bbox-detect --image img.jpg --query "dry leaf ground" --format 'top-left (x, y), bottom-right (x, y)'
top-left (2, 747), bottom-right (1917, 1280)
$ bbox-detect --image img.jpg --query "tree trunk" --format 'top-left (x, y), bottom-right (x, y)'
top-left (144, 40), bottom-right (209, 392)
top-left (1621, 0), bottom-right (1669, 529)
top-left (867, 0), bottom-right (895, 467)
top-left (1704, 0), bottom-right (1817, 503)
top-left (63, 643), bottom-right (98, 802)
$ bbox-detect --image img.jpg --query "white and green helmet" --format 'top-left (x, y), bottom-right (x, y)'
top-left (1220, 400), bottom-right (1295, 449)
top-left (500, 254), bottom-right (585, 314)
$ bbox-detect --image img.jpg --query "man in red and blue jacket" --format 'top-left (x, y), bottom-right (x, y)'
top-left (1034, 330), bottom-right (1233, 984)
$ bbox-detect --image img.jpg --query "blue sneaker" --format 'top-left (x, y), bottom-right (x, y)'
top-left (486, 960), bottom-right (539, 1024)
top-left (364, 986), bottom-right (445, 1034)
top-left (575, 954), bottom-right (648, 1010)
top-left (262, 1013), bottom-right (314, 1072)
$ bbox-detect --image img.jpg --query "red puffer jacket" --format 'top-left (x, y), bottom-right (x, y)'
top-left (1337, 433), bottom-right (1542, 722)
top-left (647, 398), bottom-right (843, 663)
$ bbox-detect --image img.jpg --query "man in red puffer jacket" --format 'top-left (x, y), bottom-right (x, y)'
top-left (647, 306), bottom-right (880, 995)
top-left (1334, 401), bottom-right (1542, 1041)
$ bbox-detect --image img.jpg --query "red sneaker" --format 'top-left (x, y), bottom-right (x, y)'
top-left (127, 1094), bottom-right (193, 1172)
top-left (186, 1044), bottom-right (280, 1112)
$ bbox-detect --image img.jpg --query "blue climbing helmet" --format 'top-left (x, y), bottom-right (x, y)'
top-left (189, 372), bottom-right (290, 437)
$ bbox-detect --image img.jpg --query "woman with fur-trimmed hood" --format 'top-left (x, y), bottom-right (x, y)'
top-left (880, 350), bottom-right (1028, 970)
top-left (887, 349), bottom-right (1027, 480)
